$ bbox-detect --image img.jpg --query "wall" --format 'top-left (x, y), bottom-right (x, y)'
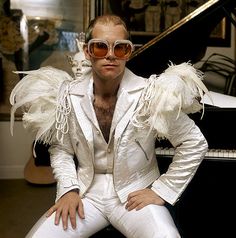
top-left (202, 24), bottom-right (235, 61)
top-left (0, 120), bottom-right (34, 178)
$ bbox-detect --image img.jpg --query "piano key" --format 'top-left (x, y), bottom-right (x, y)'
top-left (155, 147), bottom-right (236, 160)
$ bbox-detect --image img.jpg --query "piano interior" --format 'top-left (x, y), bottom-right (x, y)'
top-left (126, 1), bottom-right (236, 237)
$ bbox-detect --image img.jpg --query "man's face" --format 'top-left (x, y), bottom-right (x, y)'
top-left (84, 23), bottom-right (130, 82)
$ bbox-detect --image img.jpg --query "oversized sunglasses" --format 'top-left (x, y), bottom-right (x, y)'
top-left (87, 39), bottom-right (134, 59)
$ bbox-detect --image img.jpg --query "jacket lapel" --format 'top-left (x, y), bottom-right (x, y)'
top-left (70, 76), bottom-right (97, 151)
top-left (112, 90), bottom-right (142, 140)
top-left (111, 68), bottom-right (146, 140)
top-left (69, 68), bottom-right (146, 147)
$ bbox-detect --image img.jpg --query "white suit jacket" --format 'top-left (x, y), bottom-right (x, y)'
top-left (49, 67), bottom-right (208, 205)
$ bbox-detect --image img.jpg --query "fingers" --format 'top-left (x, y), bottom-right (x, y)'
top-left (51, 206), bottom-right (74, 230)
top-left (69, 208), bottom-right (77, 230)
top-left (127, 190), bottom-right (141, 199)
top-left (52, 207), bottom-right (78, 230)
top-left (46, 206), bottom-right (55, 217)
top-left (45, 205), bottom-right (63, 227)
top-left (78, 200), bottom-right (85, 219)
top-left (126, 194), bottom-right (139, 211)
top-left (126, 189), bottom-right (145, 211)
top-left (125, 197), bottom-right (143, 211)
top-left (45, 195), bottom-right (84, 230)
top-left (61, 208), bottom-right (69, 230)
top-left (126, 189), bottom-right (165, 211)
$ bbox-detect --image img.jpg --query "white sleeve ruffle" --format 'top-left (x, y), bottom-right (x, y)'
top-left (10, 66), bottom-right (73, 145)
top-left (132, 62), bottom-right (211, 139)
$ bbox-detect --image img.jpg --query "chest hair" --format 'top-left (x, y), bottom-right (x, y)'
top-left (93, 97), bottom-right (117, 143)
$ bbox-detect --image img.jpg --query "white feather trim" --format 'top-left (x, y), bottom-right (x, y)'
top-left (132, 62), bottom-right (211, 139)
top-left (10, 66), bottom-right (73, 144)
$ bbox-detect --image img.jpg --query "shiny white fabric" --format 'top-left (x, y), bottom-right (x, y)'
top-left (26, 174), bottom-right (180, 238)
top-left (49, 68), bottom-right (208, 205)
top-left (10, 66), bottom-right (208, 205)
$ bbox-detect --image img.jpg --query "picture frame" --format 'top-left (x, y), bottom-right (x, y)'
top-left (96, 0), bottom-right (165, 36)
top-left (0, 0), bottom-right (90, 120)
top-left (95, 0), bottom-right (231, 47)
top-left (208, 17), bottom-right (231, 47)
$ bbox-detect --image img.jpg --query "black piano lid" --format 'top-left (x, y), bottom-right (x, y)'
top-left (189, 106), bottom-right (236, 150)
top-left (127, 0), bottom-right (236, 77)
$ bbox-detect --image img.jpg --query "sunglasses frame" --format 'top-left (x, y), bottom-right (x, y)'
top-left (87, 38), bottom-right (134, 60)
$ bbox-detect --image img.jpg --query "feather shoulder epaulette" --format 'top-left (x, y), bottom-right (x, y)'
top-left (10, 66), bottom-right (74, 144)
top-left (132, 62), bottom-right (211, 139)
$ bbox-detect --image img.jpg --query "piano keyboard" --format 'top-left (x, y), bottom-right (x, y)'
top-left (156, 147), bottom-right (236, 160)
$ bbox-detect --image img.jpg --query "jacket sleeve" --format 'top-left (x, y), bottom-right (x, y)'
top-left (151, 111), bottom-right (208, 205)
top-left (49, 134), bottom-right (79, 202)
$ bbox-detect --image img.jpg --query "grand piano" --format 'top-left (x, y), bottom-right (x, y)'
top-left (154, 105), bottom-right (236, 238)
top-left (129, 1), bottom-right (236, 238)
top-left (92, 0), bottom-right (236, 237)
top-left (127, 0), bottom-right (236, 76)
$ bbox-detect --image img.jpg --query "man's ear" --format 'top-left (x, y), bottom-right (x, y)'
top-left (83, 45), bottom-right (90, 60)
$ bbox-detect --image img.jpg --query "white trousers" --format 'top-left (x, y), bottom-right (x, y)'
top-left (26, 174), bottom-right (181, 238)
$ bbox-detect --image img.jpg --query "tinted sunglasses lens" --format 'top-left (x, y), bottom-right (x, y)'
top-left (114, 43), bottom-right (132, 59)
top-left (90, 42), bottom-right (108, 58)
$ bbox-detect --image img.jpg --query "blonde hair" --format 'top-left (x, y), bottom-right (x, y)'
top-left (85, 14), bottom-right (130, 42)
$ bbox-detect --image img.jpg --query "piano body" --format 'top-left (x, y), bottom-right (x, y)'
top-left (155, 106), bottom-right (236, 238)
top-left (127, 0), bottom-right (236, 77)
top-left (127, 0), bottom-right (236, 237)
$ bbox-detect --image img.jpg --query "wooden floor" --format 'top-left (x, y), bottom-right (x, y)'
top-left (0, 179), bottom-right (125, 238)
top-left (2, 159), bottom-right (236, 238)
top-left (0, 179), bottom-right (56, 238)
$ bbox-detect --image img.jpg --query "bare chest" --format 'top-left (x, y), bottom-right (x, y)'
top-left (93, 97), bottom-right (116, 143)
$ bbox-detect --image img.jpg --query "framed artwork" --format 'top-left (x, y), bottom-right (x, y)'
top-left (208, 17), bottom-right (231, 47)
top-left (96, 1), bottom-right (205, 35)
top-left (95, 0), bottom-right (231, 47)
top-left (0, 0), bottom-right (90, 120)
top-left (96, 0), bottom-right (166, 35)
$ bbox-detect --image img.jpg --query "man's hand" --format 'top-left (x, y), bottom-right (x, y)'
top-left (125, 188), bottom-right (165, 211)
top-left (46, 190), bottom-right (85, 230)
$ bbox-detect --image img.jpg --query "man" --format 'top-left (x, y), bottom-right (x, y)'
top-left (11, 15), bottom-right (208, 238)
